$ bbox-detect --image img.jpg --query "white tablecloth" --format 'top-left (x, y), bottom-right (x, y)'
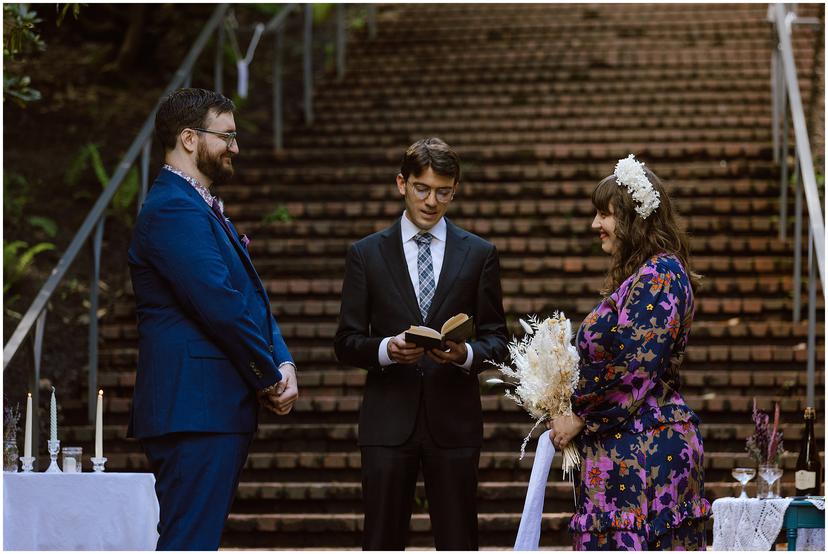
top-left (712, 496), bottom-right (825, 551)
top-left (4, 472), bottom-right (159, 551)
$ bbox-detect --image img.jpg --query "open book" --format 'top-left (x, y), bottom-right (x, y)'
top-left (404, 313), bottom-right (475, 350)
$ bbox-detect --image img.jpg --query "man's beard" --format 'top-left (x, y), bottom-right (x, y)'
top-left (196, 142), bottom-right (234, 187)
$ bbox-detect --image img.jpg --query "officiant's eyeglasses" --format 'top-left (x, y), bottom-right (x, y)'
top-left (407, 180), bottom-right (455, 203)
top-left (191, 127), bottom-right (238, 148)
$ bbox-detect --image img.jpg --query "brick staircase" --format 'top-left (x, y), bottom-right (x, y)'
top-left (60, 3), bottom-right (825, 549)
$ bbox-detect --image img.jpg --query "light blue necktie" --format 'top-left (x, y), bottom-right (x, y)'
top-left (413, 232), bottom-right (435, 321)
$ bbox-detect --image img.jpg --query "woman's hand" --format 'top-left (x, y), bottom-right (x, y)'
top-left (546, 414), bottom-right (585, 449)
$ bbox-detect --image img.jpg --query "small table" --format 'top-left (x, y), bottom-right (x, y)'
top-left (3, 472), bottom-right (159, 550)
top-left (783, 499), bottom-right (825, 551)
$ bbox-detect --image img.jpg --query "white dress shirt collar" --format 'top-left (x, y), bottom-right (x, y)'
top-left (401, 210), bottom-right (447, 244)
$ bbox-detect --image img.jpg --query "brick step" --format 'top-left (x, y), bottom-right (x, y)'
top-left (382, 2), bottom-right (819, 18)
top-left (218, 178), bottom-right (783, 202)
top-left (230, 481), bottom-right (579, 515)
top-left (61, 384), bottom-right (828, 434)
top-left (234, 160), bottom-right (780, 186)
top-left (91, 366), bottom-right (825, 399)
top-left (339, 50), bottom-right (815, 78)
top-left (204, 236), bottom-right (798, 263)
top-left (221, 512), bottom-right (570, 549)
top-left (87, 363), bottom-right (822, 404)
top-left (232, 143), bottom-right (776, 172)
top-left (94, 342), bottom-right (823, 378)
top-left (228, 480), bottom-right (803, 515)
top-left (95, 451), bottom-right (822, 487)
top-left (322, 44), bottom-right (817, 77)
top-left (223, 195), bottom-right (788, 223)
top-left (311, 86), bottom-right (774, 112)
top-left (95, 333), bottom-right (824, 368)
top-left (60, 421), bottom-right (824, 460)
top-left (290, 101), bottom-right (770, 127)
top-left (299, 96), bottom-right (791, 124)
top-left (376, 4), bottom-right (784, 22)
top-left (287, 118), bottom-right (776, 137)
top-left (100, 307), bottom-right (823, 343)
top-left (287, 128), bottom-right (771, 150)
top-left (324, 64), bottom-right (786, 90)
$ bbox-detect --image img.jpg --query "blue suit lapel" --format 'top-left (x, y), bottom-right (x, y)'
top-left (162, 170), bottom-right (266, 294)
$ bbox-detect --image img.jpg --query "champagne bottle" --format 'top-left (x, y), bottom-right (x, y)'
top-left (794, 407), bottom-right (821, 496)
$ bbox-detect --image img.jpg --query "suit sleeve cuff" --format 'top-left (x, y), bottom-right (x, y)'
top-left (378, 337), bottom-right (393, 367)
top-left (453, 342), bottom-right (474, 373)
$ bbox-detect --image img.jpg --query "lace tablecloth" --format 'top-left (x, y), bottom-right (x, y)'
top-left (712, 496), bottom-right (825, 551)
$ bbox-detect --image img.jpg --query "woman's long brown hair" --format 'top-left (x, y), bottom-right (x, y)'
top-left (592, 166), bottom-right (702, 296)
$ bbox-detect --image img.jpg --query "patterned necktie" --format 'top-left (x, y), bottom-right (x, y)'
top-left (413, 232), bottom-right (435, 321)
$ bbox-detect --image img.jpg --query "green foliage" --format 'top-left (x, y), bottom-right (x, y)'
top-left (248, 4), bottom-right (291, 17)
top-left (3, 4), bottom-right (45, 107)
top-left (3, 4), bottom-right (45, 57)
top-left (4, 172), bottom-right (30, 222)
top-left (312, 4), bottom-right (333, 23)
top-left (27, 216), bottom-right (57, 238)
top-left (65, 143), bottom-right (138, 226)
top-left (3, 74), bottom-right (41, 106)
top-left (4, 240), bottom-right (55, 295)
top-left (262, 205), bottom-right (292, 224)
top-left (56, 3), bottom-right (83, 27)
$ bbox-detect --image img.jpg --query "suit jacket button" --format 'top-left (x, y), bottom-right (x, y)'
top-left (268, 344), bottom-right (274, 353)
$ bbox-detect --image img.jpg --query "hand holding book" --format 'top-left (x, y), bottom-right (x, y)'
top-left (387, 314), bottom-right (475, 366)
top-left (404, 313), bottom-right (474, 350)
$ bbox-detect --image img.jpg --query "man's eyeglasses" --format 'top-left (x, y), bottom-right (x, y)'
top-left (407, 180), bottom-right (455, 203)
top-left (191, 127), bottom-right (237, 148)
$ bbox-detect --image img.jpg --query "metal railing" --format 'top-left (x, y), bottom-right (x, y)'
top-left (769, 3), bottom-right (824, 409)
top-left (3, 3), bottom-right (375, 454)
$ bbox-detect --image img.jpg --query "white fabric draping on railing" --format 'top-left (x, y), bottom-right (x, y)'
top-left (514, 429), bottom-right (557, 551)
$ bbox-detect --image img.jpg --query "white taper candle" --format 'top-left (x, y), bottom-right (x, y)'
top-left (24, 392), bottom-right (32, 458)
top-left (50, 386), bottom-right (57, 442)
top-left (95, 389), bottom-right (103, 459)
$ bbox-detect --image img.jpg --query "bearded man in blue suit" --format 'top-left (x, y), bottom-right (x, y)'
top-left (128, 88), bottom-right (299, 550)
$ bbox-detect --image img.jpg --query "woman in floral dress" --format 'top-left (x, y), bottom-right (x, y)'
top-left (547, 156), bottom-right (710, 550)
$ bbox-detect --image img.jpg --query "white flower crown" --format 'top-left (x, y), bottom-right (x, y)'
top-left (613, 154), bottom-right (660, 219)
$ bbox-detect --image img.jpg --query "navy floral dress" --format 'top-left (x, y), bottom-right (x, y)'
top-left (570, 254), bottom-right (710, 550)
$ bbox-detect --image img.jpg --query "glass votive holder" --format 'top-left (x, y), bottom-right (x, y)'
top-left (61, 446), bottom-right (82, 473)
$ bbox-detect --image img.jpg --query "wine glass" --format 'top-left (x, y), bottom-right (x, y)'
top-left (758, 463), bottom-right (784, 498)
top-left (732, 467), bottom-right (756, 499)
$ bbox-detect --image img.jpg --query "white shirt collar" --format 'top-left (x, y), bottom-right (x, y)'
top-left (401, 211), bottom-right (446, 243)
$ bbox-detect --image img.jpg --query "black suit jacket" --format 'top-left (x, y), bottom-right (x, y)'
top-left (334, 217), bottom-right (508, 448)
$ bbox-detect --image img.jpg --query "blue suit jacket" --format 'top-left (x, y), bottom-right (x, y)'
top-left (127, 168), bottom-right (292, 439)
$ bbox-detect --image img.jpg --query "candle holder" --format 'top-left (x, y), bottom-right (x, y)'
top-left (20, 456), bottom-right (35, 472)
top-left (46, 439), bottom-right (62, 473)
top-left (91, 456), bottom-right (107, 472)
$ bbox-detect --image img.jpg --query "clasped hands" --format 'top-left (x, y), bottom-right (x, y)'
top-left (546, 414), bottom-right (585, 450)
top-left (387, 331), bottom-right (467, 365)
top-left (258, 363), bottom-right (299, 415)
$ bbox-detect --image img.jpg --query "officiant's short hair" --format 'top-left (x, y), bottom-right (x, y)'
top-left (155, 88), bottom-right (235, 152)
top-left (400, 138), bottom-right (461, 185)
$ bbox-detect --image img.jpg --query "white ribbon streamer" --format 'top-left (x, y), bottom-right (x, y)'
top-left (227, 21), bottom-right (265, 99)
top-left (514, 430), bottom-right (556, 551)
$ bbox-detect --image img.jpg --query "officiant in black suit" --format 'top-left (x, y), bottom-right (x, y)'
top-left (334, 138), bottom-right (508, 550)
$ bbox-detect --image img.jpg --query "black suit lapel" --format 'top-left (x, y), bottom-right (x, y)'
top-left (425, 220), bottom-right (470, 326)
top-left (378, 220), bottom-right (424, 324)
